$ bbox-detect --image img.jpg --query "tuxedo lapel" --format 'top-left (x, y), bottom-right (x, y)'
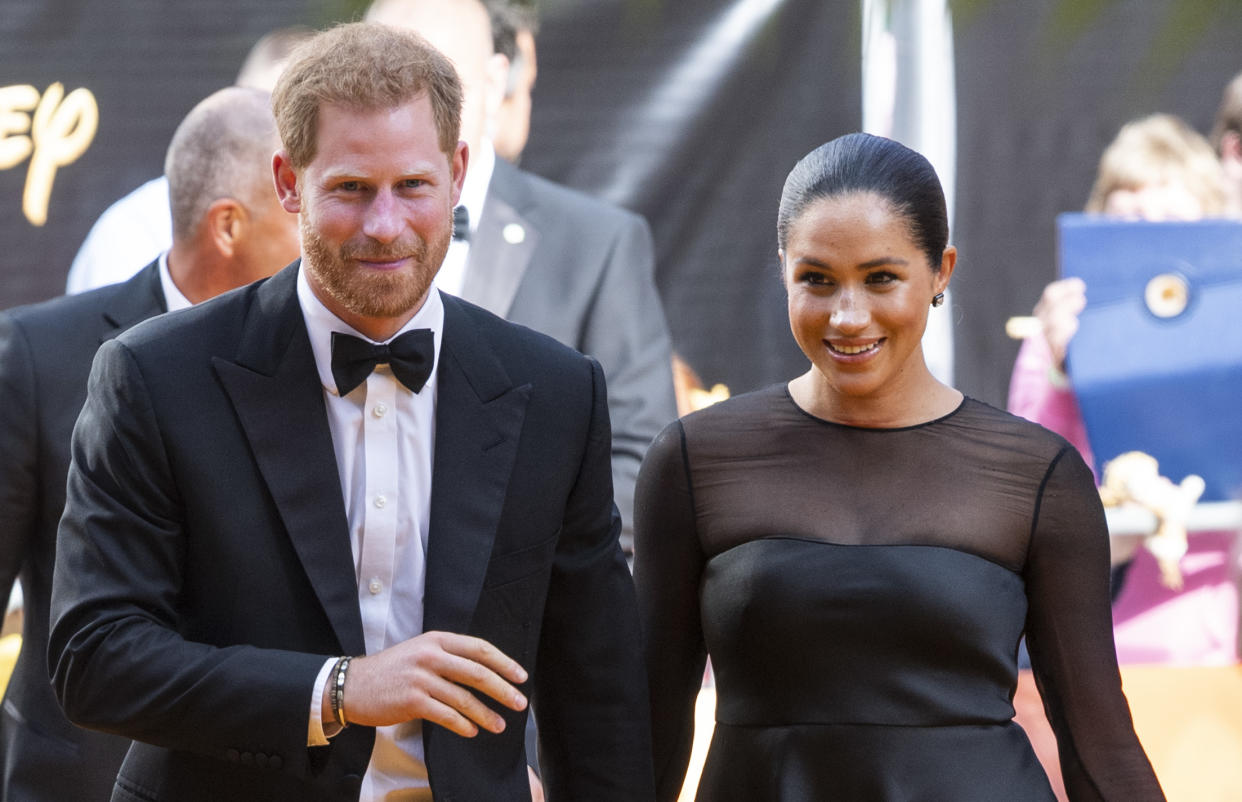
top-left (460, 159), bottom-right (540, 318)
top-left (212, 264), bottom-right (365, 656)
top-left (423, 294), bottom-right (530, 635)
top-left (99, 261), bottom-right (166, 343)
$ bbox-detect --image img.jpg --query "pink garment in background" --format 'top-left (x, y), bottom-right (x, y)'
top-left (1008, 336), bottom-right (1240, 665)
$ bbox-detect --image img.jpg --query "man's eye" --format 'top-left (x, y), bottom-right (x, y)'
top-left (338, 181), bottom-right (362, 192)
top-left (402, 179), bottom-right (425, 189)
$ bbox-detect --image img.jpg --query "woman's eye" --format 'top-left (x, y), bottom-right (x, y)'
top-left (866, 271), bottom-right (897, 284)
top-left (802, 272), bottom-right (831, 286)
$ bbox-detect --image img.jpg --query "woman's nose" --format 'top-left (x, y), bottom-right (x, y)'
top-left (830, 293), bottom-right (870, 331)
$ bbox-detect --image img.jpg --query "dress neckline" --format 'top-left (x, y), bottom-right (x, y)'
top-left (780, 384), bottom-right (969, 432)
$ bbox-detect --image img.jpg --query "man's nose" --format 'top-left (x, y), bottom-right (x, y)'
top-left (362, 190), bottom-right (403, 243)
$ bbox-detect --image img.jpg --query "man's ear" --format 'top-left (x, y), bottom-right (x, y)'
top-left (205, 199), bottom-right (245, 258)
top-left (273, 150), bottom-right (301, 213)
top-left (449, 140), bottom-right (469, 207)
top-left (484, 52), bottom-right (511, 116)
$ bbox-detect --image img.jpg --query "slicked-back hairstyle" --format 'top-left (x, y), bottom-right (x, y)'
top-left (270, 21), bottom-right (463, 169)
top-left (1085, 113), bottom-right (1229, 215)
top-left (164, 87), bottom-right (280, 242)
top-left (778, 133), bottom-right (949, 270)
top-left (1209, 71), bottom-right (1242, 154)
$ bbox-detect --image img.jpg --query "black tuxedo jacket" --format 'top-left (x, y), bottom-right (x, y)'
top-left (50, 264), bottom-right (653, 801)
top-left (0, 264), bottom-right (164, 801)
top-left (461, 159), bottom-right (677, 552)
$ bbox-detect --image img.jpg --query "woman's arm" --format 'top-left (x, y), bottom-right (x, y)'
top-left (1023, 445), bottom-right (1164, 800)
top-left (633, 422), bottom-right (708, 802)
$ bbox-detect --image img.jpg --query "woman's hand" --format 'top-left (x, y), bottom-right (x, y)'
top-left (1033, 277), bottom-right (1087, 369)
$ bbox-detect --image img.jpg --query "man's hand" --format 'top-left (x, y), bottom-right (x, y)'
top-left (1033, 277), bottom-right (1087, 369)
top-left (327, 631), bottom-right (528, 737)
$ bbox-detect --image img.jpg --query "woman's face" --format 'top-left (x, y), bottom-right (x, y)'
top-left (781, 192), bottom-right (953, 404)
top-left (1103, 179), bottom-right (1204, 221)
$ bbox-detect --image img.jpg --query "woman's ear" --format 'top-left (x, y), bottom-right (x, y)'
top-left (935, 245), bottom-right (957, 293)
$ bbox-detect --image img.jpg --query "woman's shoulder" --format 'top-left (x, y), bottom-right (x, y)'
top-left (678, 382), bottom-right (792, 433)
top-left (952, 396), bottom-right (1079, 462)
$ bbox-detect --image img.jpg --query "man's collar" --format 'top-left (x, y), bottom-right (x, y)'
top-left (295, 265), bottom-right (445, 397)
top-left (158, 251), bottom-right (193, 312)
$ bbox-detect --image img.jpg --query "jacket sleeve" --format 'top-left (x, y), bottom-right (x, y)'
top-left (48, 338), bottom-right (331, 777)
top-left (0, 313), bottom-right (39, 609)
top-left (578, 213), bottom-right (677, 555)
top-left (533, 357), bottom-right (656, 800)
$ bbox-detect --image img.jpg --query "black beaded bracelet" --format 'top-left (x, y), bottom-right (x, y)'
top-left (330, 656), bottom-right (352, 729)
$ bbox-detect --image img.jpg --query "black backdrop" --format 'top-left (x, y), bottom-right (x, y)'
top-left (3, 0), bottom-right (1240, 404)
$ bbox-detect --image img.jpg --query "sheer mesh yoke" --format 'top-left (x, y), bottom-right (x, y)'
top-left (634, 385), bottom-right (1164, 802)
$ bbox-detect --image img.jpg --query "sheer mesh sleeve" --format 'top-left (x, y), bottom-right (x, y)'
top-left (1023, 445), bottom-right (1165, 801)
top-left (634, 421), bottom-right (708, 802)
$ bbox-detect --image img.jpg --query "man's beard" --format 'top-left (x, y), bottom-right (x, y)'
top-left (300, 214), bottom-right (450, 321)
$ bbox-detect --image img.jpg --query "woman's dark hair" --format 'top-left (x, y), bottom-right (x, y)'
top-left (777, 133), bottom-right (949, 270)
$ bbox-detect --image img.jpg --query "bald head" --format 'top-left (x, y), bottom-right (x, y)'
top-left (164, 87), bottom-right (281, 242)
top-left (365, 0), bottom-right (506, 153)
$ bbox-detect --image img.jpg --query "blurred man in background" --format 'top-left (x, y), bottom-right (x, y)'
top-left (367, 0), bottom-right (677, 557)
top-left (64, 27), bottom-right (311, 294)
top-left (0, 86), bottom-right (298, 801)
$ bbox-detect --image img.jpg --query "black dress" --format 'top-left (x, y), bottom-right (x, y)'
top-left (634, 385), bottom-right (1164, 801)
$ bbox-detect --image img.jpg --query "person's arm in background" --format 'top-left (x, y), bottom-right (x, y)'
top-left (0, 313), bottom-right (39, 636)
top-left (1008, 277), bottom-right (1095, 469)
top-left (578, 212), bottom-right (677, 557)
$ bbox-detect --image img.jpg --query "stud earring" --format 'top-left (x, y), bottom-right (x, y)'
top-left (931, 292), bottom-right (945, 308)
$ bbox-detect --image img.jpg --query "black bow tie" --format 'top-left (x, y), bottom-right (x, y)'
top-left (330, 329), bottom-right (435, 396)
top-left (453, 205), bottom-right (469, 242)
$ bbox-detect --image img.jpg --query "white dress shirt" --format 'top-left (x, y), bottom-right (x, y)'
top-left (297, 267), bottom-right (443, 801)
top-left (156, 252), bottom-right (191, 312)
top-left (433, 140), bottom-right (495, 297)
top-left (67, 176), bottom-right (173, 293)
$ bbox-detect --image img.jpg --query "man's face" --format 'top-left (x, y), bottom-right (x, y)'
top-left (276, 95), bottom-right (467, 336)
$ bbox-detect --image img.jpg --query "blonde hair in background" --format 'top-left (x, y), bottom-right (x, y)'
top-left (1085, 113), bottom-right (1230, 215)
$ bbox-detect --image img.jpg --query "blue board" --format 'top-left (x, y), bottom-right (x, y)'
top-left (1059, 214), bottom-right (1242, 501)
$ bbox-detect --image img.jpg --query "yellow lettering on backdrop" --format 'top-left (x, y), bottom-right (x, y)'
top-left (0, 83), bottom-right (98, 227)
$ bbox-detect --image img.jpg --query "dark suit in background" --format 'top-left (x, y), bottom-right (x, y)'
top-left (0, 264), bottom-right (164, 800)
top-left (462, 157), bottom-right (677, 553)
top-left (49, 265), bottom-right (653, 801)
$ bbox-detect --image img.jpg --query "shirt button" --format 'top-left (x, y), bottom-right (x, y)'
top-left (368, 578), bottom-right (383, 595)
top-left (373, 402), bottom-right (387, 418)
top-left (374, 495), bottom-right (386, 509)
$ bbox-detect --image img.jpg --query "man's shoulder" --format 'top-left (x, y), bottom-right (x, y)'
top-left (444, 291), bottom-right (591, 372)
top-left (496, 161), bottom-right (647, 231)
top-left (115, 275), bottom-right (259, 360)
top-left (1, 267), bottom-right (154, 344)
